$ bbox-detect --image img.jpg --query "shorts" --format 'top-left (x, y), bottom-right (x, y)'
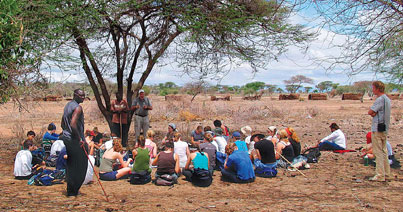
top-left (100, 171), bottom-right (118, 181)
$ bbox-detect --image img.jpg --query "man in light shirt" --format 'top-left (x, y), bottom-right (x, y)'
top-left (318, 123), bottom-right (346, 150)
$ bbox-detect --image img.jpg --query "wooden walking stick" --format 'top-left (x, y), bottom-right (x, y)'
top-left (279, 154), bottom-right (307, 178)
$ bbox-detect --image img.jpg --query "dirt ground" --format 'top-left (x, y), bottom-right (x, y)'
top-left (0, 95), bottom-right (402, 212)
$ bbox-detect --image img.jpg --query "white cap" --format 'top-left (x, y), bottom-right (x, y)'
top-left (241, 126), bottom-right (252, 135)
top-left (139, 89), bottom-right (145, 93)
top-left (268, 126), bottom-right (276, 132)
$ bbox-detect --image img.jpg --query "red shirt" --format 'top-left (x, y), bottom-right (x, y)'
top-left (111, 99), bottom-right (129, 124)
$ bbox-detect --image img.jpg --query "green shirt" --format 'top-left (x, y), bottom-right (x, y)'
top-left (133, 148), bottom-right (151, 173)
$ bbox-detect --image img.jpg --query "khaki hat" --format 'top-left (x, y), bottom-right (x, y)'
top-left (241, 126), bottom-right (252, 135)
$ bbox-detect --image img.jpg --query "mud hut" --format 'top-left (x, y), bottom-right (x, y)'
top-left (279, 94), bottom-right (300, 100)
top-left (308, 93), bottom-right (328, 100)
top-left (342, 93), bottom-right (363, 100)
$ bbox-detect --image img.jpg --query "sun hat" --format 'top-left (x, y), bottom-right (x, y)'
top-left (241, 126), bottom-right (252, 135)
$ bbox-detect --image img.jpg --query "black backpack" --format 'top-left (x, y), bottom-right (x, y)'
top-left (130, 170), bottom-right (151, 185)
top-left (302, 147), bottom-right (321, 163)
top-left (192, 168), bottom-right (212, 187)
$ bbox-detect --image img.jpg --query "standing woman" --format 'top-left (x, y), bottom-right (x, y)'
top-left (110, 92), bottom-right (129, 147)
top-left (60, 89), bottom-right (87, 196)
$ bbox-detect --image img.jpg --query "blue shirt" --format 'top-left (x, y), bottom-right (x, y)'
top-left (43, 132), bottom-right (60, 141)
top-left (226, 150), bottom-right (255, 180)
top-left (192, 152), bottom-right (209, 170)
top-left (235, 140), bottom-right (248, 152)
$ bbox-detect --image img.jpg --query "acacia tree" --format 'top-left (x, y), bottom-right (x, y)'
top-left (307, 0), bottom-right (402, 84)
top-left (316, 81), bottom-right (333, 93)
top-left (183, 81), bottom-right (208, 102)
top-left (22, 0), bottom-right (314, 132)
top-left (283, 75), bottom-right (314, 93)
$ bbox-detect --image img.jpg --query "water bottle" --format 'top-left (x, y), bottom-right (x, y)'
top-left (364, 156), bottom-right (369, 166)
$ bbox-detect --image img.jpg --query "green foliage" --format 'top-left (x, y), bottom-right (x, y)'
top-left (242, 81), bottom-right (265, 95)
top-left (316, 81), bottom-right (333, 93)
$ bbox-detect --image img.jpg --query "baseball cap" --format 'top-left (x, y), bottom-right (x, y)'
top-left (268, 126), bottom-right (276, 132)
top-left (232, 131), bottom-right (241, 138)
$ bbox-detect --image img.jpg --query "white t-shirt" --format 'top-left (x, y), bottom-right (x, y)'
top-left (14, 150), bottom-right (32, 177)
top-left (212, 136), bottom-right (227, 154)
top-left (83, 155), bottom-right (95, 185)
top-left (174, 140), bottom-right (188, 168)
top-left (50, 140), bottom-right (65, 156)
top-left (320, 129), bottom-right (346, 149)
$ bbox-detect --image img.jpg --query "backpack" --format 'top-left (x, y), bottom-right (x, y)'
top-left (28, 169), bottom-right (65, 186)
top-left (255, 167), bottom-right (277, 178)
top-left (192, 169), bottom-right (212, 187)
top-left (155, 174), bottom-right (176, 186)
top-left (130, 170), bottom-right (151, 185)
top-left (302, 147), bottom-right (321, 163)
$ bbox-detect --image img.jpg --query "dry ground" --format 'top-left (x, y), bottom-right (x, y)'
top-left (0, 95), bottom-right (402, 212)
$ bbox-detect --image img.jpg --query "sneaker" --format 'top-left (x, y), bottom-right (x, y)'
top-left (369, 175), bottom-right (385, 182)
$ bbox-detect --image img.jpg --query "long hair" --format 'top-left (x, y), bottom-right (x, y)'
top-left (137, 135), bottom-right (146, 148)
top-left (113, 138), bottom-right (123, 152)
top-left (286, 127), bottom-right (300, 143)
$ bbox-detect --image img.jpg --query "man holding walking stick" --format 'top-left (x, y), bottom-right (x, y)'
top-left (111, 92), bottom-right (129, 147)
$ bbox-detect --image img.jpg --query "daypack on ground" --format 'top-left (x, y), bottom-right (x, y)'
top-left (255, 167), bottom-right (277, 178)
top-left (130, 170), bottom-right (151, 185)
top-left (155, 174), bottom-right (176, 186)
top-left (28, 169), bottom-right (65, 186)
top-left (302, 147), bottom-right (321, 163)
top-left (191, 168), bottom-right (212, 187)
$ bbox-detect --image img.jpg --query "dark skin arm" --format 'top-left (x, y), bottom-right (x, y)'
top-left (71, 105), bottom-right (83, 140)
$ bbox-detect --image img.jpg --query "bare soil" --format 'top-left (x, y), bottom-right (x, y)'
top-left (0, 95), bottom-right (402, 212)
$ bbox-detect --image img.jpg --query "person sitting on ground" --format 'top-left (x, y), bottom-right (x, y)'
top-left (251, 134), bottom-right (277, 177)
top-left (362, 132), bottom-right (400, 169)
top-left (83, 140), bottom-right (96, 185)
top-left (241, 126), bottom-right (253, 154)
top-left (191, 125), bottom-right (205, 146)
top-left (221, 142), bottom-right (255, 183)
top-left (183, 144), bottom-right (212, 187)
top-left (50, 139), bottom-right (65, 157)
top-left (43, 123), bottom-right (60, 142)
top-left (286, 127), bottom-right (301, 156)
top-left (85, 130), bottom-right (95, 146)
top-left (145, 130), bottom-right (158, 163)
top-left (173, 132), bottom-right (190, 170)
top-left (213, 120), bottom-right (224, 137)
top-left (162, 123), bottom-right (176, 143)
top-left (211, 131), bottom-right (226, 152)
top-left (233, 131), bottom-right (248, 152)
top-left (92, 127), bottom-right (103, 148)
top-left (14, 140), bottom-right (44, 180)
top-left (132, 136), bottom-right (152, 178)
top-left (199, 132), bottom-right (217, 171)
top-left (21, 131), bottom-right (36, 149)
top-left (318, 123), bottom-right (346, 151)
top-left (56, 147), bottom-right (67, 171)
top-left (152, 141), bottom-right (180, 182)
top-left (204, 126), bottom-right (212, 133)
top-left (99, 138), bottom-right (132, 181)
top-left (276, 129), bottom-right (295, 168)
top-left (266, 126), bottom-right (278, 144)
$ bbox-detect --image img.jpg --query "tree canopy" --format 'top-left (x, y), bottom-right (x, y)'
top-left (308, 0), bottom-right (402, 84)
top-left (18, 0), bottom-right (313, 129)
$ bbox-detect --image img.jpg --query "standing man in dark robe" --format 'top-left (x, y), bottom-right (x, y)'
top-left (60, 89), bottom-right (88, 196)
